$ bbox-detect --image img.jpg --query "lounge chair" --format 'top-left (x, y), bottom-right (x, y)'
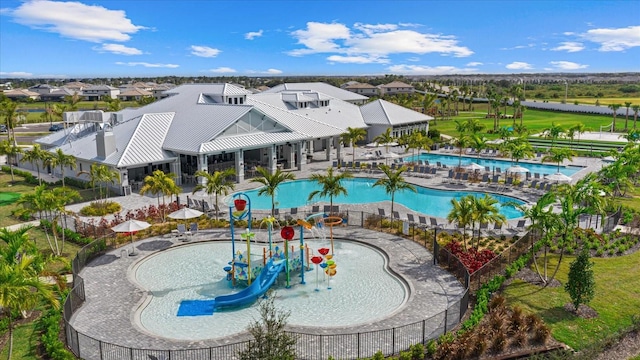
top-left (189, 222), bottom-right (198, 234)
top-left (378, 208), bottom-right (386, 216)
top-left (418, 216), bottom-right (428, 228)
top-left (312, 205), bottom-right (320, 213)
top-left (406, 213), bottom-right (416, 223)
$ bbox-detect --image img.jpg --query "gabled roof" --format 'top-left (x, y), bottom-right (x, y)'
top-left (119, 88), bottom-right (152, 96)
top-left (379, 81), bottom-right (414, 88)
top-left (264, 82), bottom-right (369, 102)
top-left (360, 99), bottom-right (432, 126)
top-left (345, 83), bottom-right (377, 89)
top-left (84, 85), bottom-right (118, 91)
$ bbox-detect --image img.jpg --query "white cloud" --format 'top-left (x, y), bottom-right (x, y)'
top-left (245, 30), bottom-right (263, 40)
top-left (506, 62), bottom-right (533, 70)
top-left (407, 57), bottom-right (420, 62)
top-left (387, 64), bottom-right (478, 75)
top-left (326, 55), bottom-right (389, 64)
top-left (190, 45), bottom-right (221, 58)
top-left (0, 71), bottom-right (34, 77)
top-left (96, 43), bottom-right (142, 55)
top-left (207, 67), bottom-right (236, 73)
top-left (500, 44), bottom-right (535, 50)
top-left (265, 69), bottom-right (282, 74)
top-left (549, 61), bottom-right (588, 70)
top-left (10, 0), bottom-right (144, 42)
top-left (115, 62), bottom-right (179, 68)
top-left (581, 25), bottom-right (640, 51)
top-left (551, 41), bottom-right (585, 53)
top-left (563, 32), bottom-right (575, 36)
top-left (466, 61), bottom-right (483, 66)
top-left (288, 21), bottom-right (473, 60)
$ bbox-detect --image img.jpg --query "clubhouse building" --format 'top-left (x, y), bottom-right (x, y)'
top-left (33, 83), bottom-right (432, 195)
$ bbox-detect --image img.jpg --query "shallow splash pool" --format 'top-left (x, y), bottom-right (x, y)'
top-left (133, 240), bottom-right (407, 341)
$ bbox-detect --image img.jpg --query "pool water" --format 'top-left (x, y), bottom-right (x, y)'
top-left (408, 153), bottom-right (581, 176)
top-left (240, 178), bottom-right (524, 218)
top-left (133, 240), bottom-right (407, 341)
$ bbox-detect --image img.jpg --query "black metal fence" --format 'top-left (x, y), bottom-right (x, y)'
top-left (62, 212), bottom-right (472, 359)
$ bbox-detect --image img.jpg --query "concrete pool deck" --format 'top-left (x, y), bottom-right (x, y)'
top-left (69, 227), bottom-right (466, 353)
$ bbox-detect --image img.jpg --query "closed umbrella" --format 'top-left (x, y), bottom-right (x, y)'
top-left (111, 220), bottom-right (151, 256)
top-left (545, 172), bottom-right (572, 183)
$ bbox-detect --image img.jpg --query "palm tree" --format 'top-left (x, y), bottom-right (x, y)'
top-left (421, 92), bottom-right (438, 115)
top-left (192, 168), bottom-right (236, 220)
top-left (250, 167), bottom-right (296, 217)
top-left (542, 122), bottom-right (564, 147)
top-left (308, 167), bottom-right (352, 215)
top-left (341, 127), bottom-right (367, 167)
top-left (570, 122), bottom-right (590, 146)
top-left (541, 147), bottom-right (576, 173)
top-left (0, 99), bottom-right (20, 145)
top-left (405, 131), bottom-right (432, 162)
top-left (472, 194), bottom-right (506, 248)
top-left (140, 170), bottom-right (179, 220)
top-left (373, 128), bottom-right (395, 155)
top-left (21, 144), bottom-right (50, 186)
top-left (0, 228), bottom-right (59, 360)
top-left (470, 134), bottom-right (488, 161)
top-left (608, 103), bottom-right (621, 132)
top-left (373, 164), bottom-right (416, 228)
top-left (77, 163), bottom-right (120, 202)
top-left (48, 187), bottom-right (80, 256)
top-left (46, 148), bottom-right (76, 187)
top-left (632, 104), bottom-right (639, 129)
top-left (453, 135), bottom-right (470, 168)
top-left (504, 139), bottom-right (534, 165)
top-left (464, 118), bottom-right (485, 134)
top-left (0, 140), bottom-right (22, 183)
top-left (624, 102), bottom-right (632, 130)
top-left (447, 195), bottom-right (474, 249)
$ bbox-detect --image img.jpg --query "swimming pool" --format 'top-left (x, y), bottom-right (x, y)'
top-left (406, 153), bottom-right (581, 176)
top-left (133, 240), bottom-right (407, 340)
top-left (240, 178), bottom-right (524, 219)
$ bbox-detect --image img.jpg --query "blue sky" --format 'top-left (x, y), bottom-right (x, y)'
top-left (1, 0), bottom-right (639, 78)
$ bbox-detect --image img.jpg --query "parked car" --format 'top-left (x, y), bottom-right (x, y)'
top-left (0, 124), bottom-right (7, 133)
top-left (49, 124), bottom-right (64, 132)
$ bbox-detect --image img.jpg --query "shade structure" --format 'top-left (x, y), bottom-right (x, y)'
top-left (168, 207), bottom-right (204, 220)
top-left (506, 165), bottom-right (530, 174)
top-left (602, 156), bottom-right (615, 162)
top-left (486, 139), bottom-right (505, 145)
top-left (465, 162), bottom-right (485, 171)
top-left (545, 172), bottom-right (572, 183)
top-left (111, 220), bottom-right (151, 256)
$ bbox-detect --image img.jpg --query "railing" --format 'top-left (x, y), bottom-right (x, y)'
top-left (66, 210), bottom-right (540, 359)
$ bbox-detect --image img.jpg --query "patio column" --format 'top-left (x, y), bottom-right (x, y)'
top-left (297, 141), bottom-right (306, 170)
top-left (235, 150), bottom-right (244, 183)
top-left (197, 154), bottom-right (207, 185)
top-left (335, 136), bottom-right (342, 164)
top-left (267, 145), bottom-right (277, 174)
top-left (325, 138), bottom-right (331, 161)
top-left (170, 161), bottom-right (182, 185)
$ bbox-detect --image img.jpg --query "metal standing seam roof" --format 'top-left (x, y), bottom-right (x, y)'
top-left (360, 99), bottom-right (433, 126)
top-left (199, 132), bottom-right (309, 153)
top-left (247, 95), bottom-right (349, 138)
top-left (116, 112), bottom-right (175, 167)
top-left (162, 104), bottom-right (255, 153)
top-left (263, 82), bottom-right (369, 102)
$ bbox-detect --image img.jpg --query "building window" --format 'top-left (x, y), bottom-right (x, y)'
top-left (228, 98), bottom-right (233, 104)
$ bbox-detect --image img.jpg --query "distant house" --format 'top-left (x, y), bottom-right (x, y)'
top-left (344, 83), bottom-right (379, 96)
top-left (29, 84), bottom-right (58, 95)
top-left (117, 88), bottom-right (153, 101)
top-left (39, 88), bottom-right (76, 102)
top-left (64, 81), bottom-right (88, 92)
top-left (82, 85), bottom-right (119, 101)
top-left (2, 88), bottom-right (40, 101)
top-left (151, 84), bottom-right (175, 100)
top-left (378, 81), bottom-right (415, 96)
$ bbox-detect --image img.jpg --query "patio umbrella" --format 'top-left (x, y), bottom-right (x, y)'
top-left (545, 172), bottom-right (572, 183)
top-left (168, 207), bottom-right (204, 220)
top-left (465, 162), bottom-right (485, 171)
top-left (111, 220), bottom-right (151, 256)
top-left (506, 165), bottom-right (530, 174)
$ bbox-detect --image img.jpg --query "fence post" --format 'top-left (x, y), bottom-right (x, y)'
top-left (392, 327), bottom-right (396, 356)
top-left (422, 319), bottom-right (426, 344)
top-left (361, 211), bottom-right (364, 228)
top-left (358, 332), bottom-right (361, 358)
top-left (444, 309), bottom-right (448, 333)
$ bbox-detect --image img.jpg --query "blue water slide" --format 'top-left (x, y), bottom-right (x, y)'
top-left (214, 258), bottom-right (285, 310)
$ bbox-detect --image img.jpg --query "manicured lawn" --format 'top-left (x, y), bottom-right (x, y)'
top-left (617, 186), bottom-right (640, 212)
top-left (431, 108), bottom-right (621, 138)
top-left (503, 251), bottom-right (640, 351)
top-left (565, 97), bottom-right (640, 106)
top-left (0, 319), bottom-right (40, 359)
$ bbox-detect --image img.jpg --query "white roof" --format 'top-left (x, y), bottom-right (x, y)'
top-left (264, 82), bottom-right (369, 102)
top-left (360, 99), bottom-right (432, 126)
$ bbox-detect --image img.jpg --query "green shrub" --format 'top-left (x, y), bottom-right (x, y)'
top-left (79, 201), bottom-right (122, 216)
top-left (37, 307), bottom-right (75, 360)
top-left (409, 343), bottom-right (424, 359)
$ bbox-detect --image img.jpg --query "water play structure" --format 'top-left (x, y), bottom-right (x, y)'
top-left (177, 193), bottom-right (340, 316)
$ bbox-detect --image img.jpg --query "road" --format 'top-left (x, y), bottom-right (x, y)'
top-left (8, 123), bottom-right (62, 145)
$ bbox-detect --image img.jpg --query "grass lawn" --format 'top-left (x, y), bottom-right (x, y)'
top-left (431, 107), bottom-right (622, 138)
top-left (565, 97), bottom-right (640, 106)
top-left (503, 250), bottom-right (640, 351)
top-left (0, 319), bottom-right (40, 359)
top-left (618, 186), bottom-right (640, 212)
